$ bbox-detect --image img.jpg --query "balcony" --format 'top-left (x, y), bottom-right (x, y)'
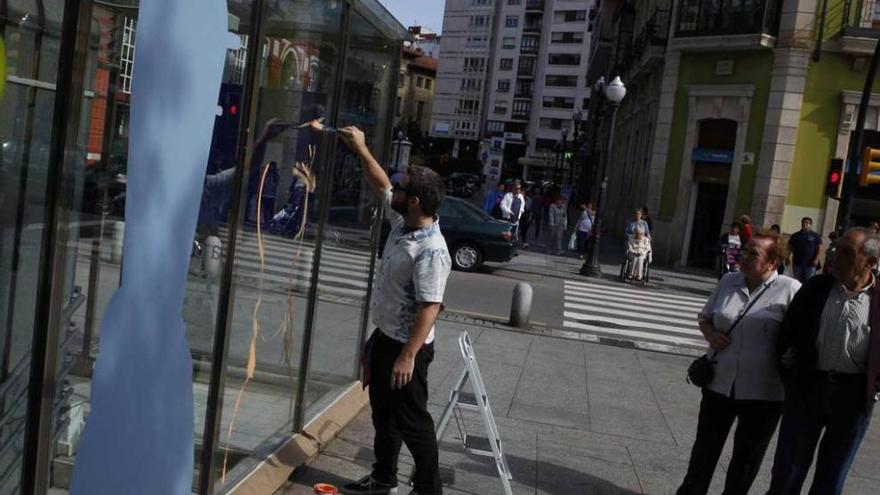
top-left (673, 0), bottom-right (780, 50)
top-left (840, 0), bottom-right (880, 55)
top-left (517, 67), bottom-right (535, 78)
top-left (627, 8), bottom-right (671, 73)
top-left (523, 22), bottom-right (542, 33)
top-left (511, 111), bottom-right (530, 121)
top-left (520, 44), bottom-right (539, 55)
top-left (514, 90), bottom-right (533, 99)
top-left (526, 0), bottom-right (544, 12)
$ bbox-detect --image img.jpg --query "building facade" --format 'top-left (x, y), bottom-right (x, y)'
top-left (430, 0), bottom-right (497, 157)
top-left (432, 0), bottom-right (595, 183)
top-left (588, 0), bottom-right (880, 267)
top-left (396, 47), bottom-right (438, 139)
top-left (0, 0), bottom-right (407, 493)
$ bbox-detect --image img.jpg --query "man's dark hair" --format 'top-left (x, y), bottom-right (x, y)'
top-left (406, 166), bottom-right (445, 216)
top-left (731, 221), bottom-right (742, 230)
top-left (802, 216), bottom-right (813, 224)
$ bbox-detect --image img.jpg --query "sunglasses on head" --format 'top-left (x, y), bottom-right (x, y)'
top-left (392, 181), bottom-right (412, 195)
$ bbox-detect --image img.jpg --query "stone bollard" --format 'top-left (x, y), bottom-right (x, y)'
top-left (509, 282), bottom-right (533, 328)
top-left (203, 235), bottom-right (222, 279)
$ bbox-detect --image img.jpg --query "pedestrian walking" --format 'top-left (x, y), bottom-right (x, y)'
top-left (531, 188), bottom-right (545, 241)
top-left (677, 233), bottom-right (801, 495)
top-left (519, 190), bottom-right (534, 247)
top-left (337, 126), bottom-right (451, 495)
top-left (768, 227), bottom-right (880, 495)
top-left (824, 230), bottom-right (840, 276)
top-left (484, 182), bottom-right (505, 218)
top-left (739, 214), bottom-right (753, 246)
top-left (770, 224), bottom-right (785, 275)
top-left (719, 222), bottom-right (743, 277)
top-left (547, 195), bottom-right (568, 255)
top-left (500, 181), bottom-right (526, 242)
top-left (787, 217), bottom-right (822, 282)
top-left (624, 208), bottom-right (651, 241)
top-left (641, 205), bottom-right (654, 236)
top-left (575, 202), bottom-right (595, 259)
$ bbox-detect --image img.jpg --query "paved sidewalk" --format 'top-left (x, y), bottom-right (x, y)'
top-left (276, 320), bottom-right (879, 495)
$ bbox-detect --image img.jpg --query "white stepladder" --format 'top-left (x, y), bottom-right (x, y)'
top-left (435, 331), bottom-right (513, 495)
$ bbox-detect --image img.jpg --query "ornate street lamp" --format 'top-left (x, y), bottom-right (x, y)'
top-left (581, 76), bottom-right (626, 277)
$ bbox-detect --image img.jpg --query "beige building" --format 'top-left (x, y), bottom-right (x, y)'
top-left (396, 47), bottom-right (438, 138)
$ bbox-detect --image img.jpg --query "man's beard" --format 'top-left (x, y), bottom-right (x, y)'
top-left (391, 198), bottom-right (408, 216)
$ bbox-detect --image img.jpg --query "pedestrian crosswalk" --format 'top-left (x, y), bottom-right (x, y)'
top-left (563, 279), bottom-right (709, 352)
top-left (219, 226), bottom-right (375, 300)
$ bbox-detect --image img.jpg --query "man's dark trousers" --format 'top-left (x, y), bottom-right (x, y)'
top-left (767, 375), bottom-right (870, 495)
top-left (677, 389), bottom-right (782, 495)
top-left (369, 330), bottom-right (442, 494)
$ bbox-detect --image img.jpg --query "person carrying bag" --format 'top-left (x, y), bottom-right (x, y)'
top-left (677, 233), bottom-right (801, 495)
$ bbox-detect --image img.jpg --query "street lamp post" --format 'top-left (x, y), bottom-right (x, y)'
top-left (394, 129), bottom-right (405, 171)
top-left (581, 76), bottom-right (626, 277)
top-left (569, 109), bottom-right (583, 185)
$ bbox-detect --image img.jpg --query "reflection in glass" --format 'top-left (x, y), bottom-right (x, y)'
top-left (303, 9), bottom-right (398, 423)
top-left (212, 0), bottom-right (345, 487)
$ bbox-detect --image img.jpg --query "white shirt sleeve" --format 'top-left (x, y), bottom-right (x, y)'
top-left (500, 193), bottom-right (513, 218)
top-left (413, 248), bottom-right (452, 303)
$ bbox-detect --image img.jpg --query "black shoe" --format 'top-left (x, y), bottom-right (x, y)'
top-left (341, 475), bottom-right (398, 495)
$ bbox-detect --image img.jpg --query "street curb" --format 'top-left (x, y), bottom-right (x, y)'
top-left (440, 309), bottom-right (703, 358)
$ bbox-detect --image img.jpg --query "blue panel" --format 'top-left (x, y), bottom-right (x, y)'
top-left (70, 1), bottom-right (239, 493)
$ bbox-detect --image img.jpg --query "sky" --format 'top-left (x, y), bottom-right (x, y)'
top-left (381, 0), bottom-right (446, 33)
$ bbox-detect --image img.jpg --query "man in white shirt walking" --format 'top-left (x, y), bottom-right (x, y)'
top-left (500, 181), bottom-right (525, 243)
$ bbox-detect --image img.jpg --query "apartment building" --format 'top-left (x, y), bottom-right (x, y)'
top-left (431, 0), bottom-right (594, 182)
top-left (430, 0), bottom-right (497, 159)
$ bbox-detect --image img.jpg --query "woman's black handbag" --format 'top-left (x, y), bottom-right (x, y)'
top-left (686, 354), bottom-right (716, 387)
top-left (687, 281), bottom-right (774, 387)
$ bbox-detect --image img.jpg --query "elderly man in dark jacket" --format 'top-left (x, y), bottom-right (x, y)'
top-left (768, 227), bottom-right (880, 495)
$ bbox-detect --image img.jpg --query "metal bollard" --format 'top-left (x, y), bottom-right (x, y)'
top-left (509, 282), bottom-right (533, 328)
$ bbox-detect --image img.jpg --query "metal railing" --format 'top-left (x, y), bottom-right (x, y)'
top-left (675, 0), bottom-right (781, 37)
top-left (842, 0), bottom-right (880, 37)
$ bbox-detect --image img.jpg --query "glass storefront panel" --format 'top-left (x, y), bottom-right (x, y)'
top-left (22, 1), bottom-right (256, 492)
top-left (0, 0), bottom-right (67, 490)
top-left (211, 1), bottom-right (345, 489)
top-left (302, 9), bottom-right (398, 423)
top-left (0, 0), bottom-right (406, 492)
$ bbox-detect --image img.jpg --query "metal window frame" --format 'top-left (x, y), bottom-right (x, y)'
top-left (13, 0), bottom-right (408, 492)
top-left (21, 0), bottom-right (95, 492)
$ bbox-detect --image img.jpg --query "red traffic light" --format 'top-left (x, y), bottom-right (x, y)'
top-left (229, 104), bottom-right (238, 115)
top-left (830, 171), bottom-right (841, 184)
top-left (826, 159), bottom-right (844, 198)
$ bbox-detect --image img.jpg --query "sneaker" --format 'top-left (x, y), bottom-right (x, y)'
top-left (341, 475), bottom-right (398, 495)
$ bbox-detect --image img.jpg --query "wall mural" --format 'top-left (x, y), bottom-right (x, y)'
top-left (70, 0), bottom-right (238, 492)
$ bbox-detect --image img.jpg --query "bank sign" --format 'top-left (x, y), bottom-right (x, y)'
top-left (692, 148), bottom-right (734, 164)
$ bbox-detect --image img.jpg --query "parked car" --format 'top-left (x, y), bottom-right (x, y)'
top-left (380, 196), bottom-right (516, 271)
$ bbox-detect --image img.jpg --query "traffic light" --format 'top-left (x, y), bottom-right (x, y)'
top-left (826, 159), bottom-right (843, 198)
top-left (861, 147), bottom-right (880, 186)
top-left (564, 150), bottom-right (574, 162)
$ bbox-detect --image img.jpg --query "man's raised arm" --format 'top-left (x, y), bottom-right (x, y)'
top-left (338, 126), bottom-right (392, 198)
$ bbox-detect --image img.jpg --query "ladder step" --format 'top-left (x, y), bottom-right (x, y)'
top-left (456, 392), bottom-right (481, 411)
top-left (464, 435), bottom-right (497, 457)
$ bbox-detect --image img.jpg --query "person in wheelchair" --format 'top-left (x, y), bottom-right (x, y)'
top-left (718, 221), bottom-right (743, 278)
top-left (625, 227), bottom-right (652, 281)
